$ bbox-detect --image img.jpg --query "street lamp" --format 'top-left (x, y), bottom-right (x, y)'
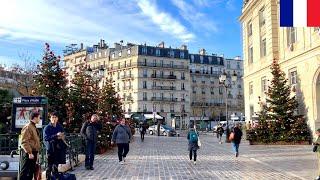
top-left (219, 70), bottom-right (237, 142)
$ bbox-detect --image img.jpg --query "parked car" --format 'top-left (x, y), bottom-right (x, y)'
top-left (148, 125), bottom-right (177, 136)
top-left (213, 121), bottom-right (245, 132)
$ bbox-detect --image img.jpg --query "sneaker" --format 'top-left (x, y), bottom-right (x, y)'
top-left (119, 161), bottom-right (124, 165)
top-left (194, 161), bottom-right (196, 165)
top-left (235, 152), bottom-right (239, 157)
top-left (90, 166), bottom-right (94, 170)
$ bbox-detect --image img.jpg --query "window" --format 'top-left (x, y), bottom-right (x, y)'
top-left (181, 83), bottom-right (185, 90)
top-left (153, 59), bottom-right (157, 66)
top-left (143, 69), bottom-right (147, 77)
top-left (94, 54), bottom-right (97, 59)
top-left (170, 71), bottom-right (174, 76)
top-left (287, 27), bottom-right (296, 46)
top-left (170, 50), bottom-right (174, 57)
top-left (248, 46), bottom-right (253, 63)
top-left (247, 21), bottom-right (252, 37)
top-left (200, 56), bottom-right (203, 63)
top-left (290, 69), bottom-right (297, 85)
top-left (237, 62), bottom-right (240, 69)
top-left (202, 88), bottom-right (205, 94)
top-left (180, 52), bottom-right (185, 58)
top-left (249, 82), bottom-right (253, 95)
top-left (117, 72), bottom-right (120, 79)
top-left (227, 61), bottom-right (231, 69)
top-left (112, 53), bottom-right (115, 59)
top-left (170, 104), bottom-right (174, 113)
top-left (153, 81), bottom-right (156, 87)
top-left (160, 104), bottom-right (164, 112)
top-left (181, 72), bottom-right (185, 79)
top-left (170, 61), bottom-right (174, 67)
top-left (160, 93), bottom-right (164, 99)
top-left (117, 83), bottom-right (120, 91)
top-left (118, 51), bottom-right (122, 57)
top-left (170, 93), bottom-right (174, 100)
top-left (261, 77), bottom-right (267, 92)
top-left (142, 47), bottom-right (147, 54)
top-left (250, 105), bottom-right (254, 117)
top-left (192, 86), bottom-right (196, 93)
top-left (160, 60), bottom-right (164, 67)
top-left (143, 104), bottom-right (147, 112)
top-left (211, 87), bottom-right (214, 95)
top-left (127, 49), bottom-right (131, 55)
top-left (98, 52), bottom-right (101, 58)
top-left (191, 55), bottom-right (194, 63)
top-left (259, 7), bottom-right (265, 27)
top-left (261, 38), bottom-right (266, 57)
top-left (219, 87), bottom-right (223, 94)
top-left (143, 81), bottom-right (147, 89)
top-left (156, 49), bottom-right (160, 56)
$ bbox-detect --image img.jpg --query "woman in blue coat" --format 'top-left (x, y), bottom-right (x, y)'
top-left (43, 111), bottom-right (67, 179)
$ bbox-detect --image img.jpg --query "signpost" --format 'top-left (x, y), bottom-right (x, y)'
top-left (11, 96), bottom-right (48, 131)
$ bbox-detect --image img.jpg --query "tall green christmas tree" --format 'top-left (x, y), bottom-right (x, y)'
top-left (265, 59), bottom-right (298, 132)
top-left (33, 43), bottom-right (68, 121)
top-left (67, 65), bottom-right (99, 132)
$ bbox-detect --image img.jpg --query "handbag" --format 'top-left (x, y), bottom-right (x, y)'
top-left (34, 163), bottom-right (41, 180)
top-left (313, 145), bottom-right (318, 152)
top-left (229, 132), bottom-right (235, 141)
top-left (197, 138), bottom-right (201, 147)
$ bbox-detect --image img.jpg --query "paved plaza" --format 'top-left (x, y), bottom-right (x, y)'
top-left (72, 133), bottom-right (317, 180)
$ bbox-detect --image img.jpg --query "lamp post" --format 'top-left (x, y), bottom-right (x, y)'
top-left (86, 65), bottom-right (105, 87)
top-left (219, 70), bottom-right (237, 142)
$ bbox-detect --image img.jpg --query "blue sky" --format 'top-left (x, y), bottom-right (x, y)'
top-left (0, 0), bottom-right (242, 67)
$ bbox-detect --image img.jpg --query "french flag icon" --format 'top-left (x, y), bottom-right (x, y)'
top-left (280, 0), bottom-right (320, 27)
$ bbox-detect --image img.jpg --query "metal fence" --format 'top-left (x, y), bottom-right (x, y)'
top-left (0, 133), bottom-right (84, 168)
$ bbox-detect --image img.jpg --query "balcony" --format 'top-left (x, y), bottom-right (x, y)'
top-left (121, 74), bottom-right (134, 79)
top-left (152, 86), bottom-right (176, 90)
top-left (124, 96), bottom-right (133, 102)
top-left (181, 77), bottom-right (186, 80)
top-left (137, 62), bottom-right (188, 69)
top-left (191, 102), bottom-right (209, 107)
top-left (151, 97), bottom-right (178, 102)
top-left (151, 74), bottom-right (177, 80)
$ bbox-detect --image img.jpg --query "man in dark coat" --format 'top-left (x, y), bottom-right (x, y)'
top-left (231, 123), bottom-right (243, 157)
top-left (80, 114), bottom-right (102, 170)
top-left (139, 122), bottom-right (148, 141)
top-left (43, 111), bottom-right (67, 179)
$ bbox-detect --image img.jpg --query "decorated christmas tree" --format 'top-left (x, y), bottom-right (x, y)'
top-left (33, 43), bottom-right (68, 122)
top-left (67, 65), bottom-right (99, 132)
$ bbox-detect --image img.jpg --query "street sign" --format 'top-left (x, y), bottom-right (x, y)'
top-left (12, 96), bottom-right (48, 131)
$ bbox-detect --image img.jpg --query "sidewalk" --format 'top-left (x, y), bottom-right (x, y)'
top-left (71, 134), bottom-right (317, 180)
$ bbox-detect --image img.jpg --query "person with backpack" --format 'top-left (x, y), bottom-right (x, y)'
top-left (217, 124), bottom-right (224, 144)
top-left (229, 123), bottom-right (243, 157)
top-left (80, 114), bottom-right (102, 170)
top-left (111, 118), bottom-right (132, 165)
top-left (187, 127), bottom-right (199, 165)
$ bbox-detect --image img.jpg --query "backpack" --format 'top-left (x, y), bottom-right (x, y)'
top-left (189, 131), bottom-right (198, 143)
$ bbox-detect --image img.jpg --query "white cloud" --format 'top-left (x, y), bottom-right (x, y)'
top-left (171, 0), bottom-right (218, 32)
top-left (137, 0), bottom-right (195, 42)
top-left (0, 0), bottom-right (193, 46)
top-left (226, 0), bottom-right (236, 11)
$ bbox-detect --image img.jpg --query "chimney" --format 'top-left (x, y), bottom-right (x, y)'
top-left (100, 39), bottom-right (103, 48)
top-left (98, 42), bottom-right (101, 49)
top-left (93, 45), bottom-right (99, 52)
top-left (199, 48), bottom-right (206, 55)
top-left (80, 43), bottom-right (83, 50)
top-left (114, 43), bottom-right (121, 50)
top-left (159, 41), bottom-right (165, 48)
top-left (180, 45), bottom-right (187, 50)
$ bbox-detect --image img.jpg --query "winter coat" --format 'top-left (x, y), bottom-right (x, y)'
top-left (80, 121), bottom-right (102, 142)
top-left (217, 127), bottom-right (224, 135)
top-left (43, 122), bottom-right (67, 164)
top-left (231, 127), bottom-right (243, 144)
top-left (21, 122), bottom-right (41, 154)
top-left (112, 124), bottom-right (132, 144)
top-left (187, 130), bottom-right (199, 151)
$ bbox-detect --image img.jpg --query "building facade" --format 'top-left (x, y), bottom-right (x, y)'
top-left (240, 0), bottom-right (320, 133)
top-left (64, 40), bottom-right (244, 129)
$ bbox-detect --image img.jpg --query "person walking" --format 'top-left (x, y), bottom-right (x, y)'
top-left (43, 111), bottom-right (67, 179)
top-left (139, 122), bottom-right (147, 141)
top-left (111, 118), bottom-right (132, 165)
top-left (217, 124), bottom-right (224, 144)
top-left (314, 128), bottom-right (320, 180)
top-left (230, 123), bottom-right (243, 157)
top-left (80, 114), bottom-right (102, 170)
top-left (19, 111), bottom-right (41, 180)
top-left (187, 127), bottom-right (199, 165)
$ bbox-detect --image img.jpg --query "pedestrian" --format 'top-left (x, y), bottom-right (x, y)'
top-left (43, 111), bottom-right (67, 179)
top-left (230, 123), bottom-right (243, 157)
top-left (80, 114), bottom-right (102, 170)
top-left (19, 111), bottom-right (41, 180)
top-left (187, 127), bottom-right (199, 165)
top-left (217, 124), bottom-right (224, 144)
top-left (111, 118), bottom-right (132, 165)
top-left (139, 122), bottom-right (147, 141)
top-left (313, 128), bottom-right (320, 180)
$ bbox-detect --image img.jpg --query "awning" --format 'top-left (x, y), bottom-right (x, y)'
top-left (144, 114), bottom-right (164, 120)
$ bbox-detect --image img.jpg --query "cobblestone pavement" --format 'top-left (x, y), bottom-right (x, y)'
top-left (72, 133), bottom-right (317, 180)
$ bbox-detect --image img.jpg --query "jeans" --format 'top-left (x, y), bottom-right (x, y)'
top-left (232, 142), bottom-right (240, 153)
top-left (85, 140), bottom-right (96, 168)
top-left (189, 149), bottom-right (197, 161)
top-left (46, 153), bottom-right (58, 180)
top-left (117, 143), bottom-right (129, 161)
top-left (20, 151), bottom-right (38, 180)
top-left (140, 132), bottom-right (145, 141)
